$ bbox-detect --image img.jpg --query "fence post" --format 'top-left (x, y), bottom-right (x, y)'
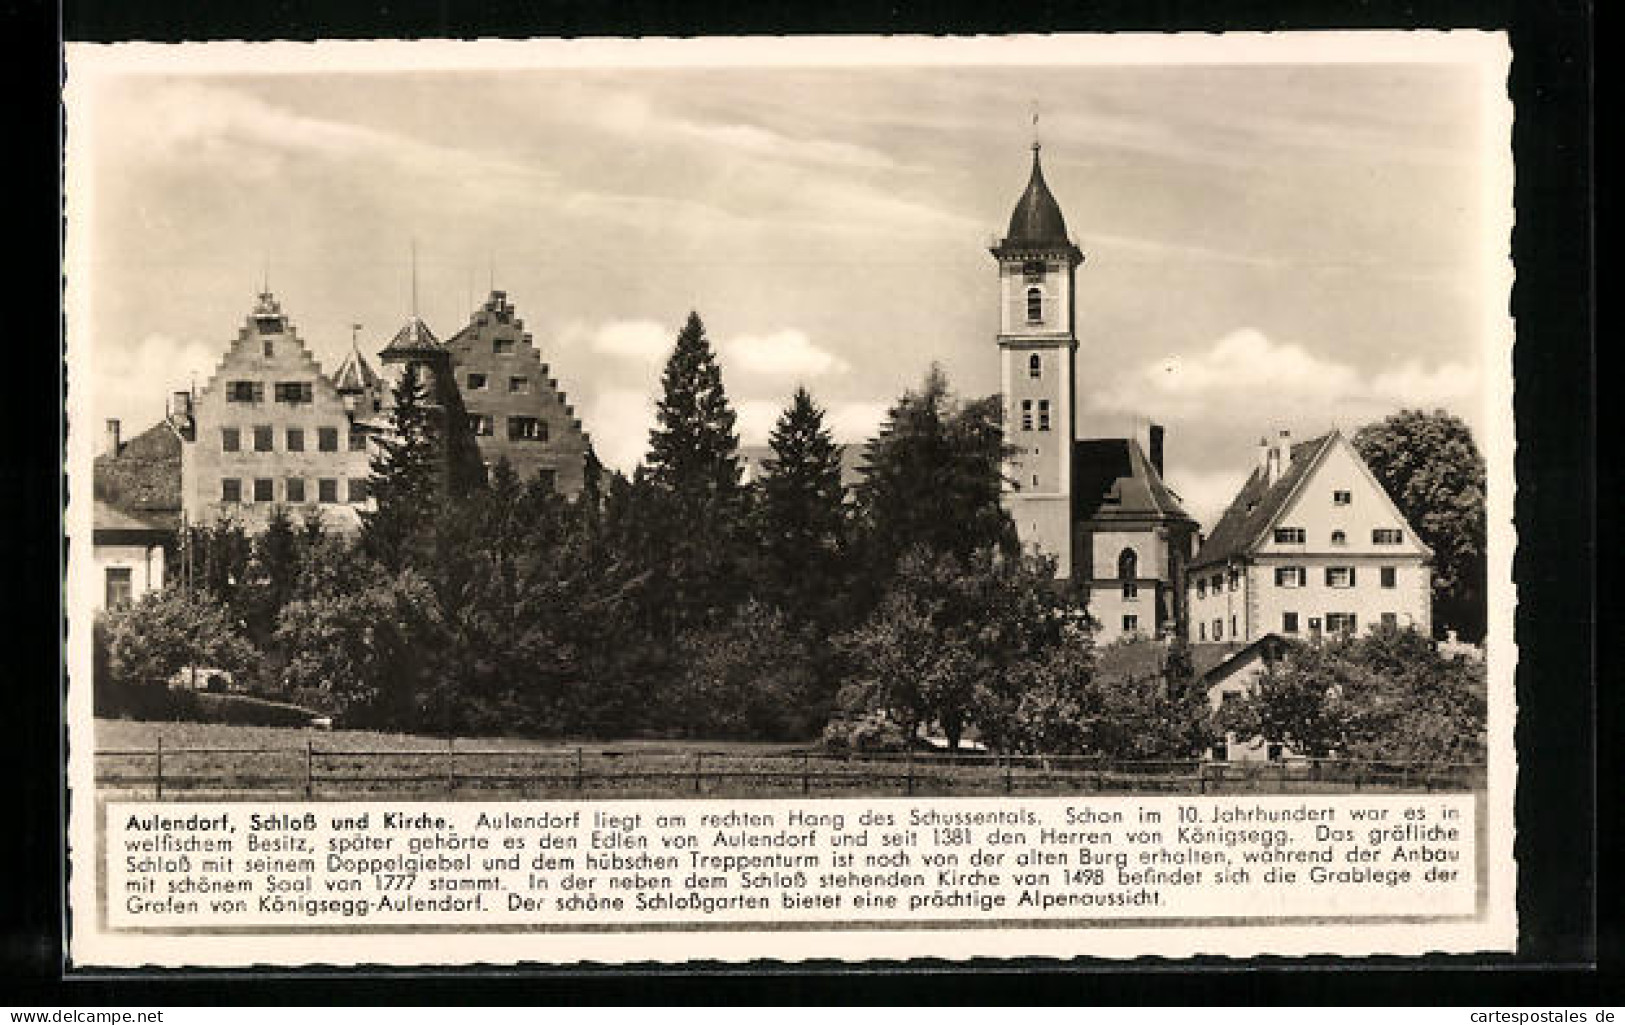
top-left (445, 739), bottom-right (456, 797)
top-left (693, 752), bottom-right (703, 794)
top-left (801, 752), bottom-right (810, 795)
top-left (155, 736), bottom-right (163, 801)
top-left (1004, 755), bottom-right (1013, 795)
top-left (905, 748), bottom-right (914, 796)
top-left (575, 747), bottom-right (584, 791)
top-left (305, 740), bottom-right (314, 799)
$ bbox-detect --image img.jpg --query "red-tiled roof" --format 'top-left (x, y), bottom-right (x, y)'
top-left (93, 421), bottom-right (182, 525)
top-left (1072, 438), bottom-right (1195, 524)
top-left (1190, 433), bottom-right (1336, 570)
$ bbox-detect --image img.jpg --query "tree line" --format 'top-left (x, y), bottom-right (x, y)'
top-left (96, 311), bottom-right (1487, 761)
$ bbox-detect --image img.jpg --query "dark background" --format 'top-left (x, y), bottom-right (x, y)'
top-left (7, 0), bottom-right (1600, 1004)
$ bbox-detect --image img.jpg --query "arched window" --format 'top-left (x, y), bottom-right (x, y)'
top-left (1028, 353), bottom-right (1042, 379)
top-left (1119, 548), bottom-right (1138, 600)
top-left (1026, 287), bottom-right (1043, 323)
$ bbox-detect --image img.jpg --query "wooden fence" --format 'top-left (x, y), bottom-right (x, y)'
top-left (93, 741), bottom-right (1488, 801)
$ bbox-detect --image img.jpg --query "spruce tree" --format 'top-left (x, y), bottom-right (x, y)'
top-left (756, 386), bottom-right (847, 621)
top-left (363, 364), bottom-right (441, 567)
top-left (638, 311), bottom-right (747, 635)
top-left (646, 311), bottom-right (741, 508)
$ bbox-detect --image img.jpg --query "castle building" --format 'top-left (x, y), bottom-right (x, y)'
top-left (175, 290), bottom-right (378, 533)
top-left (1186, 429), bottom-right (1433, 644)
top-left (993, 144), bottom-right (1199, 644)
top-left (442, 290), bottom-right (591, 497)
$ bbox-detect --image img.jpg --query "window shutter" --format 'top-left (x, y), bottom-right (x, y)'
top-left (1348, 567), bottom-right (1357, 586)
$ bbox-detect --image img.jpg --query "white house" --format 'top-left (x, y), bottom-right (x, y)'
top-left (1186, 429), bottom-right (1432, 644)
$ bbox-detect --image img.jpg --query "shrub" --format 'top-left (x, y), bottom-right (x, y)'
top-left (821, 711), bottom-right (909, 753)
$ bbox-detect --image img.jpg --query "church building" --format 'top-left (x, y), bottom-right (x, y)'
top-left (992, 143), bottom-right (1199, 644)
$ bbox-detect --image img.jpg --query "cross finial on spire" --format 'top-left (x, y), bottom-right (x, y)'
top-left (1031, 100), bottom-right (1041, 152)
top-left (261, 254), bottom-right (269, 295)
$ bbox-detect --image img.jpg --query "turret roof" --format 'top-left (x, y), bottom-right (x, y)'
top-left (381, 316), bottom-right (445, 359)
top-left (1005, 145), bottom-right (1072, 247)
top-left (332, 345), bottom-right (382, 393)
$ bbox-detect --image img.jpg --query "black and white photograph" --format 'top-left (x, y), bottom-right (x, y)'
top-left (62, 33), bottom-right (1517, 966)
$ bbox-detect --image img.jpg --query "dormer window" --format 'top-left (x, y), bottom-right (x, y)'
top-left (1028, 353), bottom-right (1042, 379)
top-left (1026, 287), bottom-right (1043, 324)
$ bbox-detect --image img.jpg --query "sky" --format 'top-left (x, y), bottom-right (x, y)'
top-left (67, 38), bottom-right (1508, 528)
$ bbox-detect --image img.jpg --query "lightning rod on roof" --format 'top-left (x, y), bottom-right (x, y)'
top-left (410, 239), bottom-right (419, 319)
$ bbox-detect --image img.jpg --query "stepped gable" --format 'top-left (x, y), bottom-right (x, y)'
top-left (1071, 437), bottom-right (1195, 523)
top-left (193, 290), bottom-right (351, 410)
top-left (1190, 432), bottom-right (1335, 570)
top-left (442, 289), bottom-right (592, 496)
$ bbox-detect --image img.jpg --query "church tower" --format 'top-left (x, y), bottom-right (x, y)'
top-left (992, 141), bottom-right (1084, 576)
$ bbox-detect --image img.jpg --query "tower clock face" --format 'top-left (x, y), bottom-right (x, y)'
top-left (1022, 259), bottom-right (1046, 282)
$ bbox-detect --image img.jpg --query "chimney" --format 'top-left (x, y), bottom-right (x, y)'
top-left (104, 418), bottom-right (121, 457)
top-left (1148, 424), bottom-right (1165, 477)
top-left (171, 391), bottom-right (192, 417)
top-left (1257, 436), bottom-right (1272, 475)
top-left (1268, 429), bottom-right (1292, 486)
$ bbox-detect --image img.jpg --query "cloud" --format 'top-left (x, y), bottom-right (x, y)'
top-left (578, 387), bottom-right (657, 474)
top-left (577, 319), bottom-right (674, 365)
top-left (1092, 327), bottom-right (1479, 425)
top-left (91, 332), bottom-right (218, 432)
top-left (720, 329), bottom-right (848, 378)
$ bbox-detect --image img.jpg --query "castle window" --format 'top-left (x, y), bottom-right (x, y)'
top-left (1118, 549), bottom-right (1138, 600)
top-left (1330, 530), bottom-right (1347, 546)
top-left (318, 478), bottom-right (338, 504)
top-left (1231, 615), bottom-right (1238, 638)
top-left (1273, 527), bottom-right (1306, 544)
top-left (469, 414), bottom-right (494, 437)
top-left (286, 427), bottom-right (304, 452)
top-left (253, 426), bottom-right (273, 452)
top-left (467, 373), bottom-right (488, 390)
top-left (493, 338), bottom-right (515, 355)
top-left (508, 416), bottom-right (541, 441)
top-left (318, 427), bottom-right (339, 452)
top-left (1037, 400), bottom-right (1051, 432)
top-left (1122, 615), bottom-right (1138, 633)
top-left (348, 430), bottom-right (367, 452)
top-left (253, 478), bottom-right (273, 503)
top-left (1326, 566), bottom-right (1356, 588)
top-left (1198, 622), bottom-right (1207, 641)
top-left (220, 428), bottom-right (240, 453)
top-left (220, 478), bottom-right (241, 503)
top-left (1213, 618), bottom-right (1223, 641)
top-left (1026, 287), bottom-right (1043, 323)
top-left (286, 477), bottom-right (305, 504)
top-left (509, 376), bottom-right (530, 394)
top-left (1283, 612), bottom-right (1299, 634)
top-left (1373, 528), bottom-right (1404, 544)
top-left (275, 382), bottom-right (312, 404)
top-left (1020, 400), bottom-right (1033, 431)
top-left (1380, 566), bottom-right (1397, 588)
top-left (1028, 353), bottom-right (1042, 379)
top-left (1333, 490), bottom-right (1352, 506)
top-left (1197, 579), bottom-right (1207, 599)
top-left (347, 478), bottom-right (368, 504)
top-left (263, 340), bottom-right (274, 358)
top-left (227, 381), bottom-right (263, 404)
top-left (1326, 612), bottom-right (1357, 635)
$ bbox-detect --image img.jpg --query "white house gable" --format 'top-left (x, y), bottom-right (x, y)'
top-left (1257, 433), bottom-right (1430, 560)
